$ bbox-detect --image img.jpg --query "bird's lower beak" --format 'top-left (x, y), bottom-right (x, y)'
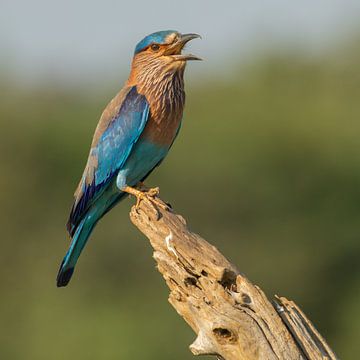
top-left (169, 33), bottom-right (202, 61)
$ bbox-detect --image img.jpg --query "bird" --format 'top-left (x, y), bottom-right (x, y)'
top-left (56, 30), bottom-right (201, 287)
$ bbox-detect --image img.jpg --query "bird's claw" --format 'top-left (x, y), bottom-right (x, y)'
top-left (146, 186), bottom-right (160, 197)
top-left (136, 187), bottom-right (169, 219)
top-left (123, 185), bottom-right (169, 218)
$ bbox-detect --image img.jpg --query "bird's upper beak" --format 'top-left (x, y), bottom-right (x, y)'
top-left (167, 33), bottom-right (202, 61)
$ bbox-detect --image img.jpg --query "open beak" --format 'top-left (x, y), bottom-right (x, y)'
top-left (169, 33), bottom-right (202, 61)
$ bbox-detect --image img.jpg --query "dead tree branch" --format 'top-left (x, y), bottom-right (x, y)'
top-left (129, 198), bottom-right (337, 360)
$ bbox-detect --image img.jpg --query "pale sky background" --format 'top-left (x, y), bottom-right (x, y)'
top-left (1, 0), bottom-right (360, 86)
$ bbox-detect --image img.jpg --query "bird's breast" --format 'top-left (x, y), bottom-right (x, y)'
top-left (141, 88), bottom-right (185, 146)
top-left (141, 110), bottom-right (182, 146)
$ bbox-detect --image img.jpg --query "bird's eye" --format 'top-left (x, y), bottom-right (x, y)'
top-left (150, 44), bottom-right (160, 52)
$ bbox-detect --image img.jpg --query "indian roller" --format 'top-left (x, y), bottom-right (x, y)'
top-left (56, 30), bottom-right (201, 287)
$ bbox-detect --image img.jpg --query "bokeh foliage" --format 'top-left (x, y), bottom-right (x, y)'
top-left (1, 44), bottom-right (360, 359)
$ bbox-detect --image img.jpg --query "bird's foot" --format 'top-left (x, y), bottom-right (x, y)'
top-left (122, 185), bottom-right (169, 218)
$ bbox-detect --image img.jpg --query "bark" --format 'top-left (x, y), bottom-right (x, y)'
top-left (129, 198), bottom-right (337, 360)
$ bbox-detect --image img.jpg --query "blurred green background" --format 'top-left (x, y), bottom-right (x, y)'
top-left (1, 1), bottom-right (360, 359)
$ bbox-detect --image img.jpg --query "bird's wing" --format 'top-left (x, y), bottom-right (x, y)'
top-left (67, 86), bottom-right (150, 236)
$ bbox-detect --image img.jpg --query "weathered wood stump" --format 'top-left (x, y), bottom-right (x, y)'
top-left (129, 197), bottom-right (337, 360)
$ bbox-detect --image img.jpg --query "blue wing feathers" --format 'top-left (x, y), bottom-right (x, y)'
top-left (67, 86), bottom-right (149, 236)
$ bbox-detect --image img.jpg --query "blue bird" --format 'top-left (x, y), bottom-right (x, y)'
top-left (56, 30), bottom-right (201, 287)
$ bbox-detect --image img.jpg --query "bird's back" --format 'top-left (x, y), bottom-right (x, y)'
top-left (67, 85), bottom-right (148, 236)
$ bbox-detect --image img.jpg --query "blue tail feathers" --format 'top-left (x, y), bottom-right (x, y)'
top-left (57, 216), bottom-right (95, 287)
top-left (56, 262), bottom-right (74, 287)
top-left (58, 188), bottom-right (127, 287)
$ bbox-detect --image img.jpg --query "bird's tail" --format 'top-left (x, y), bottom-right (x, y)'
top-left (56, 212), bottom-right (98, 287)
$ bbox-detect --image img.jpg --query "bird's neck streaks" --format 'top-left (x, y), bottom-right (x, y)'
top-left (146, 70), bottom-right (185, 120)
top-left (128, 57), bottom-right (185, 114)
top-left (127, 56), bottom-right (186, 145)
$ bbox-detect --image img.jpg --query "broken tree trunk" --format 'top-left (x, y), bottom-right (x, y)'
top-left (129, 197), bottom-right (337, 360)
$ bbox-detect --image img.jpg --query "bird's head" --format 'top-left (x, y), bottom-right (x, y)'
top-left (128, 30), bottom-right (201, 86)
